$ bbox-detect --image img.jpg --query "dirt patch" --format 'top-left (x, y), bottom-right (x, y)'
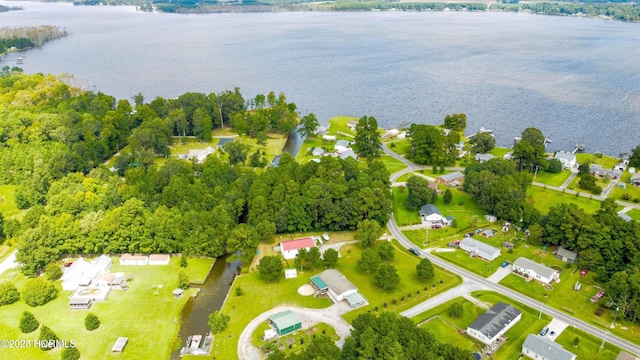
top-left (298, 284), bottom-right (315, 296)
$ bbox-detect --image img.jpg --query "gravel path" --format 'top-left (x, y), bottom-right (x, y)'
top-left (238, 302), bottom-right (354, 360)
top-left (0, 251), bottom-right (18, 276)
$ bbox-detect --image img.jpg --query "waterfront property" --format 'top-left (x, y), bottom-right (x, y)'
top-left (512, 257), bottom-right (560, 285)
top-left (590, 164), bottom-right (622, 179)
top-left (334, 140), bottom-right (350, 153)
top-left (474, 153), bottom-right (495, 163)
top-left (269, 310), bottom-right (303, 336)
top-left (466, 302), bottom-right (521, 346)
top-left (631, 172), bottom-right (640, 186)
top-left (555, 151), bottom-right (577, 169)
top-left (556, 246), bottom-right (577, 263)
top-left (522, 334), bottom-right (576, 360)
top-left (61, 255), bottom-right (112, 291)
top-left (310, 269), bottom-right (367, 308)
top-left (459, 238), bottom-right (501, 261)
top-left (280, 237), bottom-right (316, 260)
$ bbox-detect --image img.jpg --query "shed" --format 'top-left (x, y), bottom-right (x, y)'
top-left (149, 254), bottom-right (170, 265)
top-left (322, 134), bottom-right (337, 142)
top-left (556, 246), bottom-right (577, 263)
top-left (112, 337), bottom-right (129, 352)
top-left (173, 288), bottom-right (183, 298)
top-left (69, 296), bottom-right (92, 310)
top-left (284, 269), bottom-right (298, 279)
top-left (481, 229), bottom-right (496, 238)
top-left (269, 310), bottom-right (302, 336)
top-left (120, 254), bottom-right (148, 266)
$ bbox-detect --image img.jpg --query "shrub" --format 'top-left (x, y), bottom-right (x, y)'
top-left (0, 281), bottom-right (20, 306)
top-left (37, 325), bottom-right (58, 351)
top-left (180, 255), bottom-right (188, 268)
top-left (622, 193), bottom-right (631, 201)
top-left (178, 271), bottom-right (190, 290)
top-left (19, 311), bottom-right (39, 333)
top-left (61, 347), bottom-right (81, 360)
top-left (84, 313), bottom-right (100, 331)
top-left (22, 278), bottom-right (58, 307)
top-left (235, 286), bottom-right (244, 297)
top-left (208, 311), bottom-right (230, 334)
top-left (450, 302), bottom-right (463, 318)
top-left (45, 263), bottom-right (63, 281)
top-left (634, 198), bottom-right (640, 203)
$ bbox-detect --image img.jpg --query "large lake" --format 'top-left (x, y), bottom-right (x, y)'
top-left (1, 2), bottom-right (639, 155)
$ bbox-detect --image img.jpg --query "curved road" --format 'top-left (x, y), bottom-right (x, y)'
top-left (382, 144), bottom-right (640, 356)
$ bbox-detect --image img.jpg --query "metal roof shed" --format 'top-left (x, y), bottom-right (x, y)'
top-left (112, 337), bottom-right (128, 352)
top-left (269, 310), bottom-right (302, 336)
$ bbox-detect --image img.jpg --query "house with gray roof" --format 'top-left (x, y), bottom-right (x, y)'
top-left (334, 140), bottom-right (350, 153)
top-left (340, 149), bottom-right (358, 161)
top-left (522, 334), bottom-right (576, 360)
top-left (631, 172), bottom-right (640, 186)
top-left (312, 147), bottom-right (325, 157)
top-left (459, 237), bottom-right (501, 261)
top-left (554, 151), bottom-right (577, 169)
top-left (437, 171), bottom-right (465, 186)
top-left (467, 302), bottom-right (521, 346)
top-left (310, 269), bottom-right (366, 308)
top-left (474, 153), bottom-right (495, 163)
top-left (513, 257), bottom-right (560, 285)
top-left (419, 204), bottom-right (444, 223)
top-left (590, 164), bottom-right (622, 179)
top-left (556, 246), bottom-right (577, 263)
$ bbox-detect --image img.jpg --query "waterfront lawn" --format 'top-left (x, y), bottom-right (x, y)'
top-left (490, 147), bottom-right (511, 158)
top-left (327, 116), bottom-right (357, 137)
top-left (181, 257), bottom-right (215, 284)
top-left (0, 184), bottom-right (25, 219)
top-left (576, 153), bottom-right (621, 169)
top-left (392, 187), bottom-right (421, 226)
top-left (339, 241), bottom-right (462, 323)
top-left (0, 256), bottom-right (206, 360)
top-left (555, 326), bottom-right (620, 360)
top-left (533, 170), bottom-right (572, 187)
top-left (527, 186), bottom-right (602, 214)
top-left (211, 271), bottom-right (333, 360)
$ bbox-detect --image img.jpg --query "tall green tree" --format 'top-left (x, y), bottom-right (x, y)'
top-left (443, 113), bottom-right (467, 132)
top-left (208, 311), bottom-right (230, 334)
top-left (374, 263), bottom-right (400, 291)
top-left (377, 241), bottom-right (395, 261)
top-left (297, 113), bottom-right (320, 138)
top-left (469, 132), bottom-right (495, 154)
top-left (405, 176), bottom-right (437, 210)
top-left (0, 281), bottom-right (20, 306)
top-left (416, 258), bottom-right (435, 282)
top-left (258, 255), bottom-right (283, 283)
top-left (358, 249), bottom-right (381, 273)
top-left (323, 248), bottom-right (339, 268)
top-left (354, 116), bottom-right (381, 158)
top-left (356, 219), bottom-right (383, 248)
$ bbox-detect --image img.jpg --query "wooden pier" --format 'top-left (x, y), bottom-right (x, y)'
top-left (572, 143), bottom-right (585, 154)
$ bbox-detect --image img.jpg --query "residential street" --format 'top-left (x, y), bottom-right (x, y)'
top-left (382, 145), bottom-right (640, 356)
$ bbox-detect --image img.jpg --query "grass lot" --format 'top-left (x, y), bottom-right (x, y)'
top-left (388, 140), bottom-right (411, 159)
top-left (251, 322), bottom-right (338, 356)
top-left (576, 153), bottom-right (621, 169)
top-left (527, 186), bottom-right (602, 214)
top-left (555, 326), bottom-right (620, 360)
top-left (533, 170), bottom-right (572, 187)
top-left (212, 240), bottom-right (461, 360)
top-left (0, 185), bottom-right (25, 219)
top-left (378, 154), bottom-right (407, 174)
top-left (490, 147), bottom-right (511, 158)
top-left (0, 256), bottom-right (211, 360)
top-left (611, 178), bottom-right (640, 202)
top-left (625, 209), bottom-right (640, 221)
top-left (326, 116), bottom-right (357, 137)
top-left (392, 187), bottom-right (421, 226)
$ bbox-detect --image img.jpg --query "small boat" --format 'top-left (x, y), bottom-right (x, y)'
top-left (190, 334), bottom-right (202, 349)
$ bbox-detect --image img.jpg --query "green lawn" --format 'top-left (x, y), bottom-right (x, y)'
top-left (387, 139), bottom-right (411, 159)
top-left (533, 170), bottom-right (572, 187)
top-left (625, 209), bottom-right (640, 221)
top-left (251, 321), bottom-right (338, 357)
top-left (327, 116), bottom-right (357, 137)
top-left (378, 154), bottom-right (407, 174)
top-left (555, 326), bottom-right (620, 360)
top-left (392, 187), bottom-right (421, 226)
top-left (527, 186), bottom-right (602, 214)
top-left (576, 153), bottom-right (621, 169)
top-left (611, 181), bottom-right (640, 202)
top-left (0, 185), bottom-right (25, 219)
top-left (490, 147), bottom-right (511, 158)
top-left (0, 256), bottom-right (210, 360)
top-left (211, 240), bottom-right (462, 360)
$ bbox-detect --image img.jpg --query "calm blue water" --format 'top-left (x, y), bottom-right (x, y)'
top-left (1, 2), bottom-right (639, 155)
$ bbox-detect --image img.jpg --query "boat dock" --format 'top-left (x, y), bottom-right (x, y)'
top-left (179, 333), bottom-right (213, 357)
top-left (572, 143), bottom-right (585, 154)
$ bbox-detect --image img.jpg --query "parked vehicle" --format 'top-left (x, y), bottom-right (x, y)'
top-left (431, 224), bottom-right (442, 229)
top-left (500, 261), bottom-right (510, 268)
top-left (409, 248), bottom-right (421, 256)
top-left (539, 327), bottom-right (549, 336)
top-left (580, 269), bottom-right (588, 276)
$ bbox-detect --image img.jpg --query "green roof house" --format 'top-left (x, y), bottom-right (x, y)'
top-left (269, 310), bottom-right (302, 336)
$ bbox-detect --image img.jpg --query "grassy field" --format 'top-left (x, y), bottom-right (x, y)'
top-left (490, 147), bottom-right (511, 158)
top-left (576, 153), bottom-right (621, 169)
top-left (533, 170), bottom-right (572, 187)
top-left (610, 176), bottom-right (640, 202)
top-left (625, 209), bottom-right (640, 221)
top-left (527, 186), bottom-right (603, 214)
top-left (392, 187), bottom-right (421, 226)
top-left (211, 240), bottom-right (461, 360)
top-left (0, 256), bottom-right (212, 360)
top-left (0, 185), bottom-right (25, 219)
top-left (555, 326), bottom-right (620, 360)
top-left (326, 116), bottom-right (357, 136)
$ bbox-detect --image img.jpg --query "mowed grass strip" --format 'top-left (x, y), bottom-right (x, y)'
top-left (555, 326), bottom-right (620, 360)
top-left (0, 256), bottom-right (210, 360)
top-left (527, 186), bottom-right (602, 214)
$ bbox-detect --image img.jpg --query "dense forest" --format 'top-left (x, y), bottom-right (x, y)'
top-left (0, 71), bottom-right (391, 278)
top-left (0, 26), bottom-right (67, 48)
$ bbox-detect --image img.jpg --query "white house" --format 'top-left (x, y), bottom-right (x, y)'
top-left (522, 334), bottom-right (576, 360)
top-left (347, 120), bottom-right (358, 131)
top-left (312, 147), bottom-right (325, 157)
top-left (188, 146), bottom-right (214, 163)
top-left (459, 238), bottom-right (501, 261)
top-left (310, 269), bottom-right (366, 308)
top-left (419, 204), bottom-right (444, 223)
top-left (119, 254), bottom-right (149, 266)
top-left (334, 140), bottom-right (350, 153)
top-left (467, 302), bottom-right (521, 346)
top-left (149, 254), bottom-right (170, 265)
top-left (512, 257), bottom-right (560, 284)
top-left (280, 237), bottom-right (315, 260)
top-left (340, 149), bottom-right (358, 161)
top-left (474, 153), bottom-right (495, 163)
top-left (554, 151), bottom-right (577, 169)
top-left (61, 255), bottom-right (113, 291)
top-left (322, 134), bottom-right (337, 142)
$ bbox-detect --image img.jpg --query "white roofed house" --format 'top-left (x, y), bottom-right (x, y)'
top-left (340, 149), bottom-right (358, 161)
top-left (311, 147), bottom-right (325, 157)
top-left (512, 257), bottom-right (560, 285)
top-left (188, 146), bottom-right (215, 163)
top-left (554, 151), bottom-right (577, 169)
top-left (459, 237), bottom-right (501, 261)
top-left (61, 255), bottom-right (113, 291)
top-left (522, 334), bottom-right (576, 360)
top-left (310, 269), bottom-right (367, 308)
top-left (466, 302), bottom-right (521, 346)
top-left (334, 140), bottom-right (350, 153)
top-left (419, 204), bottom-right (444, 223)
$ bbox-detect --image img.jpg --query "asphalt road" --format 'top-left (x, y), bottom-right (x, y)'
top-left (382, 144), bottom-right (640, 356)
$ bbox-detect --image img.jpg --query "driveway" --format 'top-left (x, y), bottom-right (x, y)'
top-left (238, 302), bottom-right (355, 360)
top-left (487, 265), bottom-right (512, 284)
top-left (400, 279), bottom-right (488, 319)
top-left (0, 251), bottom-right (18, 276)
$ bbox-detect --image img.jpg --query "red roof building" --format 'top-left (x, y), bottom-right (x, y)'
top-left (280, 238), bottom-right (316, 259)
